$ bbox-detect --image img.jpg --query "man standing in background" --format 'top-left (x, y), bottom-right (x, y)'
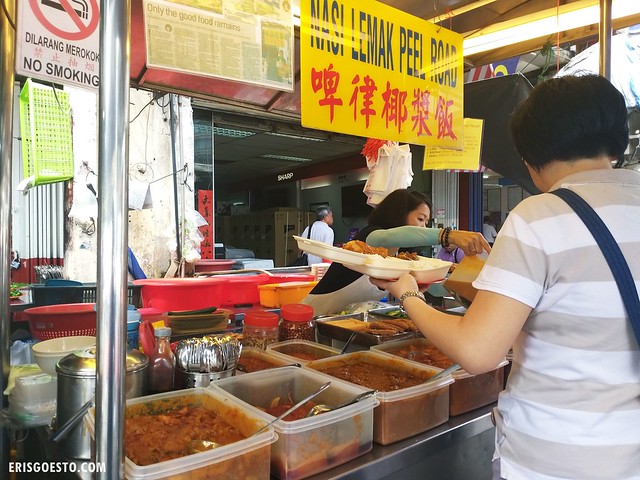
top-left (482, 215), bottom-right (498, 246)
top-left (300, 207), bottom-right (334, 265)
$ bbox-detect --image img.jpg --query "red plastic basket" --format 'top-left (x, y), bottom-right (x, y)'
top-left (25, 303), bottom-right (97, 340)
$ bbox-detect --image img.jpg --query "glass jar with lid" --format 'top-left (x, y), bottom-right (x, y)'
top-left (242, 311), bottom-right (279, 349)
top-left (279, 304), bottom-right (315, 342)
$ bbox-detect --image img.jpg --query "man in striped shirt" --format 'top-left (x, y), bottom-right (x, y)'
top-left (372, 75), bottom-right (640, 480)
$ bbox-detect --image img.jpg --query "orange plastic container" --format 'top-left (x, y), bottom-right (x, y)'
top-left (258, 281), bottom-right (318, 308)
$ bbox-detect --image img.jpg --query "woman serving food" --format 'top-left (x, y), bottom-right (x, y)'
top-left (300, 188), bottom-right (489, 315)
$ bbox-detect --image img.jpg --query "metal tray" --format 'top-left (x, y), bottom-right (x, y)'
top-left (367, 305), bottom-right (409, 319)
top-left (315, 313), bottom-right (417, 347)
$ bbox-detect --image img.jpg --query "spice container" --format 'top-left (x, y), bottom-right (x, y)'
top-left (279, 304), bottom-right (315, 342)
top-left (242, 311), bottom-right (279, 350)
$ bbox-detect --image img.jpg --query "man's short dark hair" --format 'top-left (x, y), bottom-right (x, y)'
top-left (510, 74), bottom-right (628, 169)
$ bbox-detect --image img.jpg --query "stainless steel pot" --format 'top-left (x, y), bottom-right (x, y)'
top-left (54, 345), bottom-right (148, 459)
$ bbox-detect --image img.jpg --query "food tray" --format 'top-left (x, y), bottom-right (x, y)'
top-left (372, 338), bottom-right (508, 416)
top-left (294, 236), bottom-right (369, 265)
top-left (346, 256), bottom-right (451, 282)
top-left (85, 387), bottom-right (276, 480)
top-left (213, 366), bottom-right (377, 480)
top-left (305, 351), bottom-right (452, 445)
top-left (266, 340), bottom-right (341, 364)
top-left (367, 305), bottom-right (409, 319)
top-left (316, 313), bottom-right (417, 348)
top-left (237, 347), bottom-right (300, 374)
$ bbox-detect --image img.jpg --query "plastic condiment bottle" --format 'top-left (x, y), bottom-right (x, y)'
top-left (242, 312), bottom-right (279, 350)
top-left (126, 305), bottom-right (142, 350)
top-left (148, 326), bottom-right (176, 394)
top-left (279, 304), bottom-right (315, 342)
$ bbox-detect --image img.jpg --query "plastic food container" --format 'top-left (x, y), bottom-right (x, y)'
top-left (258, 281), bottom-right (318, 308)
top-left (85, 387), bottom-right (276, 480)
top-left (306, 351), bottom-right (453, 445)
top-left (134, 274), bottom-right (314, 311)
top-left (278, 304), bottom-right (315, 342)
top-left (267, 340), bottom-right (341, 364)
top-left (242, 311), bottom-right (279, 350)
top-left (213, 366), bottom-right (377, 480)
top-left (372, 338), bottom-right (508, 416)
top-left (293, 236), bottom-right (370, 265)
top-left (236, 347), bottom-right (297, 374)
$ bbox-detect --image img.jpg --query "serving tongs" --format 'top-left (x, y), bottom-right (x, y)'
top-left (305, 389), bottom-right (377, 417)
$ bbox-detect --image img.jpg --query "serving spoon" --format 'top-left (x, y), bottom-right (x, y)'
top-left (253, 381), bottom-right (332, 435)
top-left (305, 389), bottom-right (377, 417)
top-left (189, 381), bottom-right (332, 453)
top-left (428, 363), bottom-right (461, 383)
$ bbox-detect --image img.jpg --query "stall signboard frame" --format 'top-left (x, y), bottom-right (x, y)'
top-left (299, 0), bottom-right (464, 149)
top-left (142, 0), bottom-right (295, 92)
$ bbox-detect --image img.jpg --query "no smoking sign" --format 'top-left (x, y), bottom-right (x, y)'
top-left (30, 0), bottom-right (99, 41)
top-left (17, 0), bottom-right (101, 90)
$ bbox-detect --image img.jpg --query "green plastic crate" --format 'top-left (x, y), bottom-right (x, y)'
top-left (19, 79), bottom-right (74, 186)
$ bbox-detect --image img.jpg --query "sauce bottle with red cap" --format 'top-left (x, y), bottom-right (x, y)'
top-left (279, 304), bottom-right (315, 342)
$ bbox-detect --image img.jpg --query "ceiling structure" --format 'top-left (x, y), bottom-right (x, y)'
top-left (130, 0), bottom-right (640, 190)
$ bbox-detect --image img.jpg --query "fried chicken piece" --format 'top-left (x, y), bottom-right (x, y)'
top-left (368, 321), bottom-right (406, 334)
top-left (396, 251), bottom-right (418, 261)
top-left (343, 240), bottom-right (389, 257)
top-left (384, 318), bottom-right (419, 333)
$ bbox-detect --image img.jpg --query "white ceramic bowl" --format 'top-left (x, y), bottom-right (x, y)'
top-left (32, 336), bottom-right (96, 375)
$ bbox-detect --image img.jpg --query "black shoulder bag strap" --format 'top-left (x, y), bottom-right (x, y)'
top-left (306, 224), bottom-right (312, 239)
top-left (551, 188), bottom-right (640, 344)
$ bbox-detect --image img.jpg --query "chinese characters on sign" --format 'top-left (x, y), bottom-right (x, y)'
top-left (300, 0), bottom-right (464, 149)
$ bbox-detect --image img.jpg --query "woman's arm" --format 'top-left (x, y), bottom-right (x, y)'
top-left (371, 273), bottom-right (529, 374)
top-left (366, 226), bottom-right (490, 255)
top-left (365, 226), bottom-right (440, 248)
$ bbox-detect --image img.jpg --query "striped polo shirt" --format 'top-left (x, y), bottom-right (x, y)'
top-left (474, 169), bottom-right (640, 480)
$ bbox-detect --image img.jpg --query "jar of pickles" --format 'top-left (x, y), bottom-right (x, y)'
top-left (279, 304), bottom-right (315, 342)
top-left (242, 311), bottom-right (279, 349)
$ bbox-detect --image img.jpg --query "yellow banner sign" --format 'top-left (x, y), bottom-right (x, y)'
top-left (423, 118), bottom-right (484, 171)
top-left (300, 0), bottom-right (464, 149)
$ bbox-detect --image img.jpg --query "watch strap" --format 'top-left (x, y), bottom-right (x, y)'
top-left (399, 290), bottom-right (426, 308)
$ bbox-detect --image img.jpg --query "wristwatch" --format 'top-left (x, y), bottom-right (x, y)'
top-left (398, 290), bottom-right (426, 309)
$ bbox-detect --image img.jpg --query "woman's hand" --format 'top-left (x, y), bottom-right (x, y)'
top-left (448, 230), bottom-right (490, 256)
top-left (370, 273), bottom-right (419, 300)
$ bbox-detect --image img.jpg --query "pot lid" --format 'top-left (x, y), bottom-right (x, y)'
top-left (56, 345), bottom-right (149, 377)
